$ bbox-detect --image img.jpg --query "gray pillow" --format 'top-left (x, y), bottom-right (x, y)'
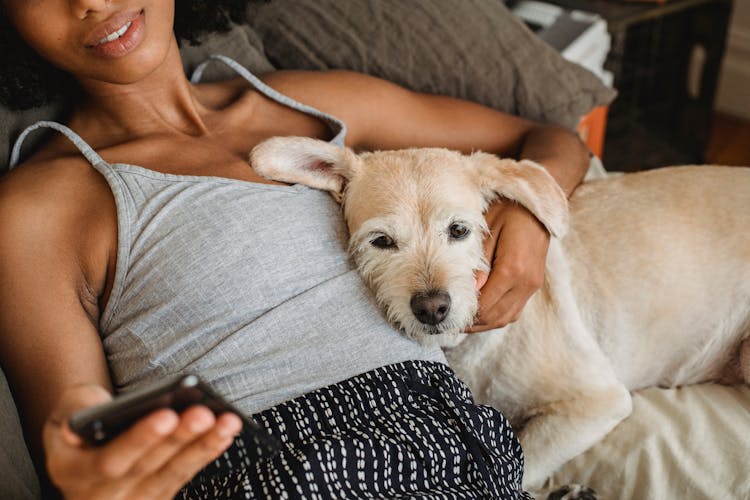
top-left (1, 24), bottom-right (273, 175)
top-left (0, 101), bottom-right (67, 176)
top-left (179, 23), bottom-right (273, 82)
top-left (246, 0), bottom-right (615, 130)
top-left (0, 366), bottom-right (41, 500)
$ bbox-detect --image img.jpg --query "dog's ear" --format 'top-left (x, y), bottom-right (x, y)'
top-left (250, 137), bottom-right (361, 196)
top-left (469, 152), bottom-right (569, 238)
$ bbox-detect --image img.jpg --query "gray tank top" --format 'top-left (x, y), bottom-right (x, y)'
top-left (10, 56), bottom-right (445, 416)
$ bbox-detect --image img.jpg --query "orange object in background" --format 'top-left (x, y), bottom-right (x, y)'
top-left (577, 105), bottom-right (608, 158)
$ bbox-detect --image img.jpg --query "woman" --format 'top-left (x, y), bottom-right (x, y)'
top-left (0, 0), bottom-right (590, 498)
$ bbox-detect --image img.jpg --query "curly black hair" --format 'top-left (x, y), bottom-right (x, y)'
top-left (0, 1), bottom-right (258, 110)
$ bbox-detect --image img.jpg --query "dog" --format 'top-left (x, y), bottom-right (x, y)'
top-left (250, 136), bottom-right (750, 493)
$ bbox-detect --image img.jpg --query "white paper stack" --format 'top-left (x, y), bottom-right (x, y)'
top-left (511, 0), bottom-right (614, 86)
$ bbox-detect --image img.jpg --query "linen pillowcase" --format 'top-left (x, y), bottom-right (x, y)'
top-left (246, 0), bottom-right (616, 130)
top-left (0, 366), bottom-right (41, 500)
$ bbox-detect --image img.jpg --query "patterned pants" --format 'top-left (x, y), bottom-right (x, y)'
top-left (179, 361), bottom-right (531, 499)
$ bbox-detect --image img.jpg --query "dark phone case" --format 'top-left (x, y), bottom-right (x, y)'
top-left (68, 374), bottom-right (279, 460)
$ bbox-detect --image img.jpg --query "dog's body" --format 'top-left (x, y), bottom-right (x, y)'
top-left (447, 166), bottom-right (750, 488)
top-left (251, 137), bottom-right (750, 490)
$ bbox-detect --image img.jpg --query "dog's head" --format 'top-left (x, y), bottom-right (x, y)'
top-left (251, 137), bottom-right (568, 343)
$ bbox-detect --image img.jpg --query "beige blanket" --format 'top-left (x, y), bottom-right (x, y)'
top-left (546, 384), bottom-right (750, 499)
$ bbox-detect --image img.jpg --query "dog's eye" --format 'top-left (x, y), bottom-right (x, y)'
top-left (370, 234), bottom-right (397, 249)
top-left (449, 223), bottom-right (470, 240)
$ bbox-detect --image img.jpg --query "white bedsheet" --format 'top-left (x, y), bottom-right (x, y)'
top-left (545, 383), bottom-right (750, 499)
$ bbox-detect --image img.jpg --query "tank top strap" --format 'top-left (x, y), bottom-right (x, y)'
top-left (9, 120), bottom-right (107, 171)
top-left (190, 54), bottom-right (347, 147)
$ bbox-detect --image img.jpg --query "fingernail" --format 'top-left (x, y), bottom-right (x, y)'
top-left (153, 412), bottom-right (179, 435)
top-left (217, 426), bottom-right (234, 439)
top-left (61, 423), bottom-right (84, 445)
top-left (190, 417), bottom-right (213, 433)
top-left (218, 415), bottom-right (243, 438)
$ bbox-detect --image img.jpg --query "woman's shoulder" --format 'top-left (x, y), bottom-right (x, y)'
top-left (258, 69), bottom-right (415, 146)
top-left (0, 154), bottom-right (116, 309)
top-left (0, 154), bottom-right (115, 244)
top-left (2, 149), bottom-right (101, 194)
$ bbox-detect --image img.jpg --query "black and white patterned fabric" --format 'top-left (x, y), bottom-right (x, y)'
top-left (179, 361), bottom-right (531, 499)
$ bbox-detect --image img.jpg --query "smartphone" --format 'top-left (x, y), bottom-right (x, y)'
top-left (68, 373), bottom-right (280, 459)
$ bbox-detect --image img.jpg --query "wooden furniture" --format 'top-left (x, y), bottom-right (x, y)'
top-left (545, 0), bottom-right (733, 170)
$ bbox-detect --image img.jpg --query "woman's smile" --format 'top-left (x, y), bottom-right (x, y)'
top-left (96, 21), bottom-right (131, 45)
top-left (85, 9), bottom-right (146, 58)
top-left (3, 1), bottom-right (174, 85)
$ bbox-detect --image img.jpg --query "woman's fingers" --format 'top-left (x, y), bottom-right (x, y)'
top-left (469, 202), bottom-right (550, 333)
top-left (45, 384), bottom-right (244, 499)
top-left (98, 405), bottom-right (241, 479)
top-left (466, 284), bottom-right (527, 333)
top-left (474, 271), bottom-right (489, 291)
top-left (134, 412), bottom-right (243, 498)
top-left (94, 407), bottom-right (180, 478)
top-left (129, 406), bottom-right (227, 476)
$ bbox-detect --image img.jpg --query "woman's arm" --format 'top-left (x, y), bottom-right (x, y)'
top-left (0, 163), bottom-right (242, 499)
top-left (262, 70), bottom-right (589, 193)
top-left (265, 70), bottom-right (590, 329)
top-left (0, 162), bottom-right (115, 463)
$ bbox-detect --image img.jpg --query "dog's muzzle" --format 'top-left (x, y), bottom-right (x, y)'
top-left (410, 290), bottom-right (451, 328)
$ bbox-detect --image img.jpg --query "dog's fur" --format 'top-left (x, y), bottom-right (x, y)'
top-left (251, 136), bottom-right (750, 490)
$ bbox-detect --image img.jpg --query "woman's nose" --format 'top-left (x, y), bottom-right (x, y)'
top-left (70, 0), bottom-right (110, 19)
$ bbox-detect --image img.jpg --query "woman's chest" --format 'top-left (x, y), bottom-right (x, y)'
top-left (102, 179), bottom-right (352, 330)
top-left (99, 95), bottom-right (334, 182)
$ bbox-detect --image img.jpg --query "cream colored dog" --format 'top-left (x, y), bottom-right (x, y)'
top-left (251, 137), bottom-right (750, 491)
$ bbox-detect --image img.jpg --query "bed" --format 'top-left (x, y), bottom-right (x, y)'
top-left (1, 1), bottom-right (747, 498)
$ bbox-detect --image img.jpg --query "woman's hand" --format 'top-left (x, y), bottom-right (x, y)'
top-left (466, 200), bottom-right (550, 332)
top-left (44, 384), bottom-right (243, 500)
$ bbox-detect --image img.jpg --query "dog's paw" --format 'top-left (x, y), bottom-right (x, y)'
top-left (546, 484), bottom-right (597, 500)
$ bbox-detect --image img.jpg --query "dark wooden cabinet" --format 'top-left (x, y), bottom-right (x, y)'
top-left (540, 0), bottom-right (733, 171)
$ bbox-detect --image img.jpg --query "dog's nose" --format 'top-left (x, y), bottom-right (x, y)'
top-left (410, 290), bottom-right (451, 326)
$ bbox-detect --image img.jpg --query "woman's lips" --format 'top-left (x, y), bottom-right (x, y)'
top-left (85, 9), bottom-right (145, 58)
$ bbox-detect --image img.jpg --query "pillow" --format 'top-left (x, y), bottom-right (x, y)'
top-left (0, 366), bottom-right (41, 500)
top-left (1, 23), bottom-right (273, 175)
top-left (246, 0), bottom-right (615, 130)
top-left (179, 23), bottom-right (273, 82)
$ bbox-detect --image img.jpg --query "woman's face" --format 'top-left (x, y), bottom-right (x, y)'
top-left (3, 0), bottom-right (175, 85)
